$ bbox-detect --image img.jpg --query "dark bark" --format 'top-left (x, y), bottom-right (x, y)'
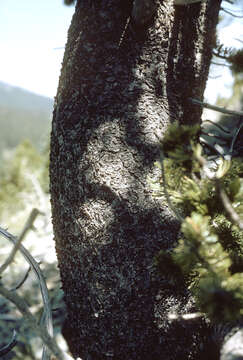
top-left (50, 0), bottom-right (222, 359)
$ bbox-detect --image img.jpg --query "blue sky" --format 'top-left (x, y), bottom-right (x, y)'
top-left (0, 0), bottom-right (242, 102)
top-left (0, 0), bottom-right (74, 98)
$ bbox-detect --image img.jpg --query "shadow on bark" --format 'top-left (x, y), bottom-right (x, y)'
top-left (50, 1), bottom-right (222, 359)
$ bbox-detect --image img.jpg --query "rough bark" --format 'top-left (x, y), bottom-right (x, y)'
top-left (50, 0), bottom-right (222, 359)
top-left (221, 327), bottom-right (243, 360)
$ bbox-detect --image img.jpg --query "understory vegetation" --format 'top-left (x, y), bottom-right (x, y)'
top-left (0, 139), bottom-right (67, 359)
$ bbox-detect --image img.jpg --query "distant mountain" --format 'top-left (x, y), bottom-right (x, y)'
top-left (0, 82), bottom-right (53, 113)
top-left (0, 82), bottom-right (54, 151)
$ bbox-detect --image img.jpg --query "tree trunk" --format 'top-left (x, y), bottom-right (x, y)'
top-left (50, 1), bottom-right (222, 359)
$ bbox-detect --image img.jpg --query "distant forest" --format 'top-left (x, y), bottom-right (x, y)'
top-left (0, 82), bottom-right (53, 154)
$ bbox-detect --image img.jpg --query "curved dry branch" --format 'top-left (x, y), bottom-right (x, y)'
top-left (0, 329), bottom-right (17, 356)
top-left (0, 285), bottom-right (69, 360)
top-left (0, 225), bottom-right (53, 359)
top-left (0, 208), bottom-right (40, 275)
top-left (10, 266), bottom-right (31, 291)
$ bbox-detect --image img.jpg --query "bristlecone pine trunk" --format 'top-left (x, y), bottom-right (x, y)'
top-left (50, 0), bottom-right (222, 359)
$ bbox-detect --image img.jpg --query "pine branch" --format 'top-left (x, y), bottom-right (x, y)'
top-left (189, 98), bottom-right (243, 117)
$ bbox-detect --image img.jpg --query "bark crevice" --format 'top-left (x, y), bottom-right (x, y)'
top-left (50, 1), bottom-right (222, 358)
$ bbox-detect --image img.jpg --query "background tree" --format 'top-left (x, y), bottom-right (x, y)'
top-left (50, 0), bottom-right (222, 359)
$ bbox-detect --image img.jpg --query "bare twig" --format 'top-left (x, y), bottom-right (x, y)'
top-left (0, 208), bottom-right (40, 275)
top-left (0, 329), bottom-right (17, 356)
top-left (221, 7), bottom-right (243, 18)
top-left (229, 121), bottom-right (243, 155)
top-left (10, 266), bottom-right (31, 291)
top-left (200, 118), bottom-right (243, 160)
top-left (0, 226), bottom-right (53, 359)
top-left (211, 61), bottom-right (230, 67)
top-left (216, 181), bottom-right (243, 230)
top-left (0, 285), bottom-right (69, 360)
top-left (118, 16), bottom-right (130, 49)
top-left (209, 74), bottom-right (222, 79)
top-left (189, 98), bottom-right (243, 117)
top-left (201, 119), bottom-right (234, 138)
top-left (212, 51), bottom-right (229, 60)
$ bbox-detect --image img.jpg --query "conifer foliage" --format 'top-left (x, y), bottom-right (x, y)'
top-left (151, 121), bottom-right (243, 323)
